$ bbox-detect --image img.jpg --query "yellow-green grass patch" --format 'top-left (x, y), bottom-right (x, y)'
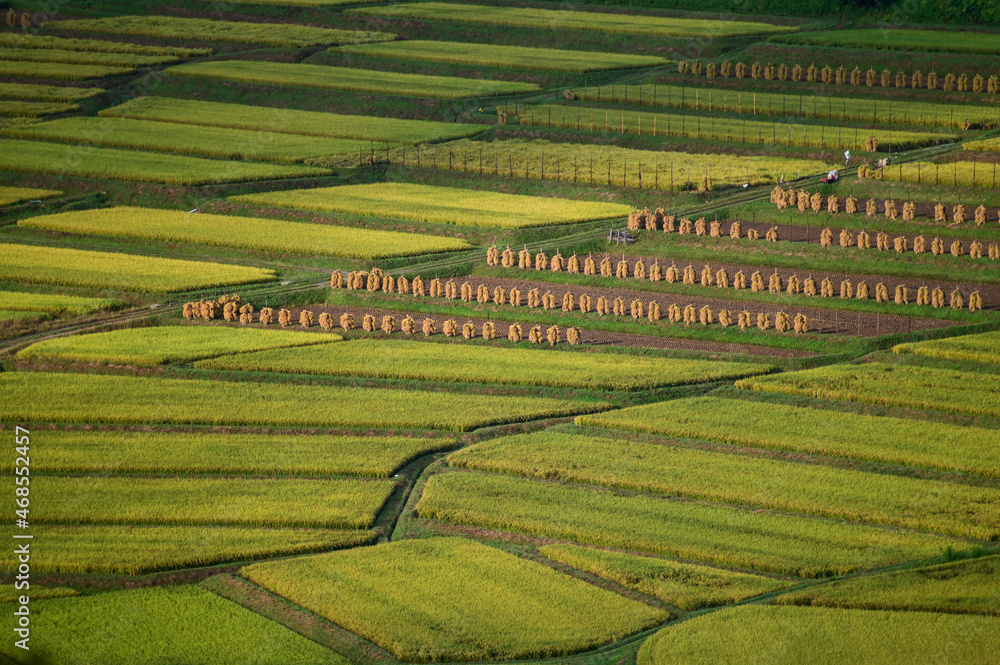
top-left (0, 587), bottom-right (351, 664)
top-left (337, 40), bottom-right (667, 72)
top-left (417, 473), bottom-right (964, 578)
top-left (0, 139), bottom-right (329, 185)
top-left (0, 59), bottom-right (132, 80)
top-left (18, 525), bottom-right (375, 575)
top-left (49, 16), bottom-right (394, 48)
top-left (242, 537), bottom-right (668, 662)
top-left (0, 243), bottom-right (275, 292)
top-left (736, 363), bottom-right (1000, 418)
top-left (0, 290), bottom-right (120, 315)
top-left (638, 605), bottom-right (1000, 665)
top-left (0, 585), bottom-right (75, 603)
top-left (380, 138), bottom-right (835, 190)
top-left (352, 3), bottom-right (793, 38)
top-left (541, 544), bottom-right (792, 610)
top-left (567, 84), bottom-right (1000, 130)
top-left (196, 339), bottom-right (771, 390)
top-left (20, 206), bottom-right (472, 258)
top-left (0, 82), bottom-right (102, 102)
top-left (450, 431), bottom-right (1000, 540)
top-left (578, 396), bottom-right (1000, 478)
top-left (0, 372), bottom-right (609, 430)
top-left (0, 185), bottom-right (62, 206)
top-left (30, 476), bottom-right (393, 529)
top-left (167, 60), bottom-right (540, 99)
top-left (231, 182), bottom-right (631, 229)
top-left (0, 47), bottom-right (177, 67)
top-left (0, 32), bottom-right (210, 57)
top-left (101, 96), bottom-right (483, 143)
top-left (528, 104), bottom-right (955, 150)
top-left (777, 554), bottom-right (1000, 615)
top-left (2, 117), bottom-right (362, 163)
top-left (18, 325), bottom-right (337, 366)
top-left (0, 430), bottom-right (454, 477)
top-left (0, 101), bottom-right (78, 117)
top-left (894, 331), bottom-right (1000, 365)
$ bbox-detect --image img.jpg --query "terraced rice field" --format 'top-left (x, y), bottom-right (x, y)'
top-left (0, 185), bottom-right (62, 206)
top-left (0, 243), bottom-right (275, 291)
top-left (166, 60), bottom-right (540, 98)
top-left (242, 538), bottom-right (668, 661)
top-left (100, 96), bottom-right (483, 143)
top-left (0, 82), bottom-right (102, 101)
top-left (231, 182), bottom-right (631, 228)
top-left (0, 100), bottom-right (79, 116)
top-left (0, 138), bottom-right (329, 184)
top-left (195, 339), bottom-right (771, 390)
top-left (773, 28), bottom-right (1000, 54)
top-left (0, 47), bottom-right (177, 67)
top-left (0, 32), bottom-right (210, 57)
top-left (0, 60), bottom-right (133, 80)
top-left (352, 3), bottom-right (794, 37)
top-left (48, 16), bottom-right (395, 47)
top-left (337, 40), bottom-right (667, 72)
top-left (877, 160), bottom-right (1000, 188)
top-left (0, 372), bottom-right (609, 429)
top-left (0, 290), bottom-right (119, 314)
top-left (894, 331), bottom-right (1000, 364)
top-left (20, 207), bottom-right (472, 258)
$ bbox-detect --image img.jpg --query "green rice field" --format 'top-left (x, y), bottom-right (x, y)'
top-left (0, 138), bottom-right (329, 184)
top-left (0, 32), bottom-right (210, 57)
top-left (195, 339), bottom-right (771, 390)
top-left (0, 290), bottom-right (120, 315)
top-left (166, 60), bottom-right (540, 98)
top-left (417, 473), bottom-right (959, 577)
top-left (774, 28), bottom-right (1000, 55)
top-left (100, 96), bottom-right (483, 143)
top-left (231, 182), bottom-right (632, 228)
top-left (0, 184), bottom-right (62, 206)
top-left (21, 206), bottom-right (472, 258)
top-left (337, 40), bottom-right (667, 72)
top-left (0, 372), bottom-right (609, 430)
top-left (242, 537), bottom-right (667, 662)
top-left (579, 396), bottom-right (1000, 477)
top-left (0, 59), bottom-right (132, 80)
top-left (0, 82), bottom-right (102, 102)
top-left (0, 47), bottom-right (177, 67)
top-left (0, 586), bottom-right (75, 603)
top-left (0, 100), bottom-right (78, 116)
top-left (0, 243), bottom-right (275, 291)
top-left (894, 331), bottom-right (1000, 365)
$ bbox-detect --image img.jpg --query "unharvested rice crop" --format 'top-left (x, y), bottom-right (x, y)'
top-left (0, 46), bottom-right (177, 67)
top-left (579, 396), bottom-right (1000, 478)
top-left (0, 82), bottom-right (102, 102)
top-left (21, 207), bottom-right (471, 258)
top-left (200, 0), bottom-right (386, 4)
top-left (0, 243), bottom-right (275, 291)
top-left (3, 117), bottom-right (362, 163)
top-left (33, 476), bottom-right (393, 529)
top-left (774, 28), bottom-right (1000, 55)
top-left (527, 104), bottom-right (954, 150)
top-left (18, 325), bottom-right (336, 366)
top-left (0, 101), bottom-right (78, 116)
top-left (877, 159), bottom-right (1000, 188)
top-left (964, 136), bottom-right (1000, 152)
top-left (337, 40), bottom-right (666, 72)
top-left (195, 339), bottom-right (770, 390)
top-left (22, 525), bottom-right (374, 574)
top-left (778, 554), bottom-right (1000, 615)
top-left (381, 138), bottom-right (834, 190)
top-left (0, 430), bottom-right (453, 477)
top-left (0, 138), bottom-right (329, 184)
top-left (540, 544), bottom-right (791, 611)
top-left (638, 605), bottom-right (1000, 665)
top-left (0, 59), bottom-right (133, 80)
top-left (0, 185), bottom-right (62, 206)
top-left (451, 431), bottom-right (1000, 540)
top-left (0, 587), bottom-right (351, 664)
top-left (167, 60), bottom-right (539, 98)
top-left (567, 84), bottom-right (1000, 129)
top-left (101, 96), bottom-right (482, 143)
top-left (231, 182), bottom-right (630, 229)
top-left (894, 331), bottom-right (1000, 365)
top-left (736, 363), bottom-right (1000, 418)
top-left (0, 32), bottom-right (209, 57)
top-left (242, 537), bottom-right (667, 662)
top-left (49, 16), bottom-right (394, 48)
top-left (352, 3), bottom-right (793, 37)
top-left (0, 290), bottom-right (119, 314)
top-left (416, 473), bottom-right (959, 577)
top-left (0, 585), bottom-right (75, 602)
top-left (0, 310), bottom-right (48, 323)
top-left (0, 372), bottom-right (607, 430)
